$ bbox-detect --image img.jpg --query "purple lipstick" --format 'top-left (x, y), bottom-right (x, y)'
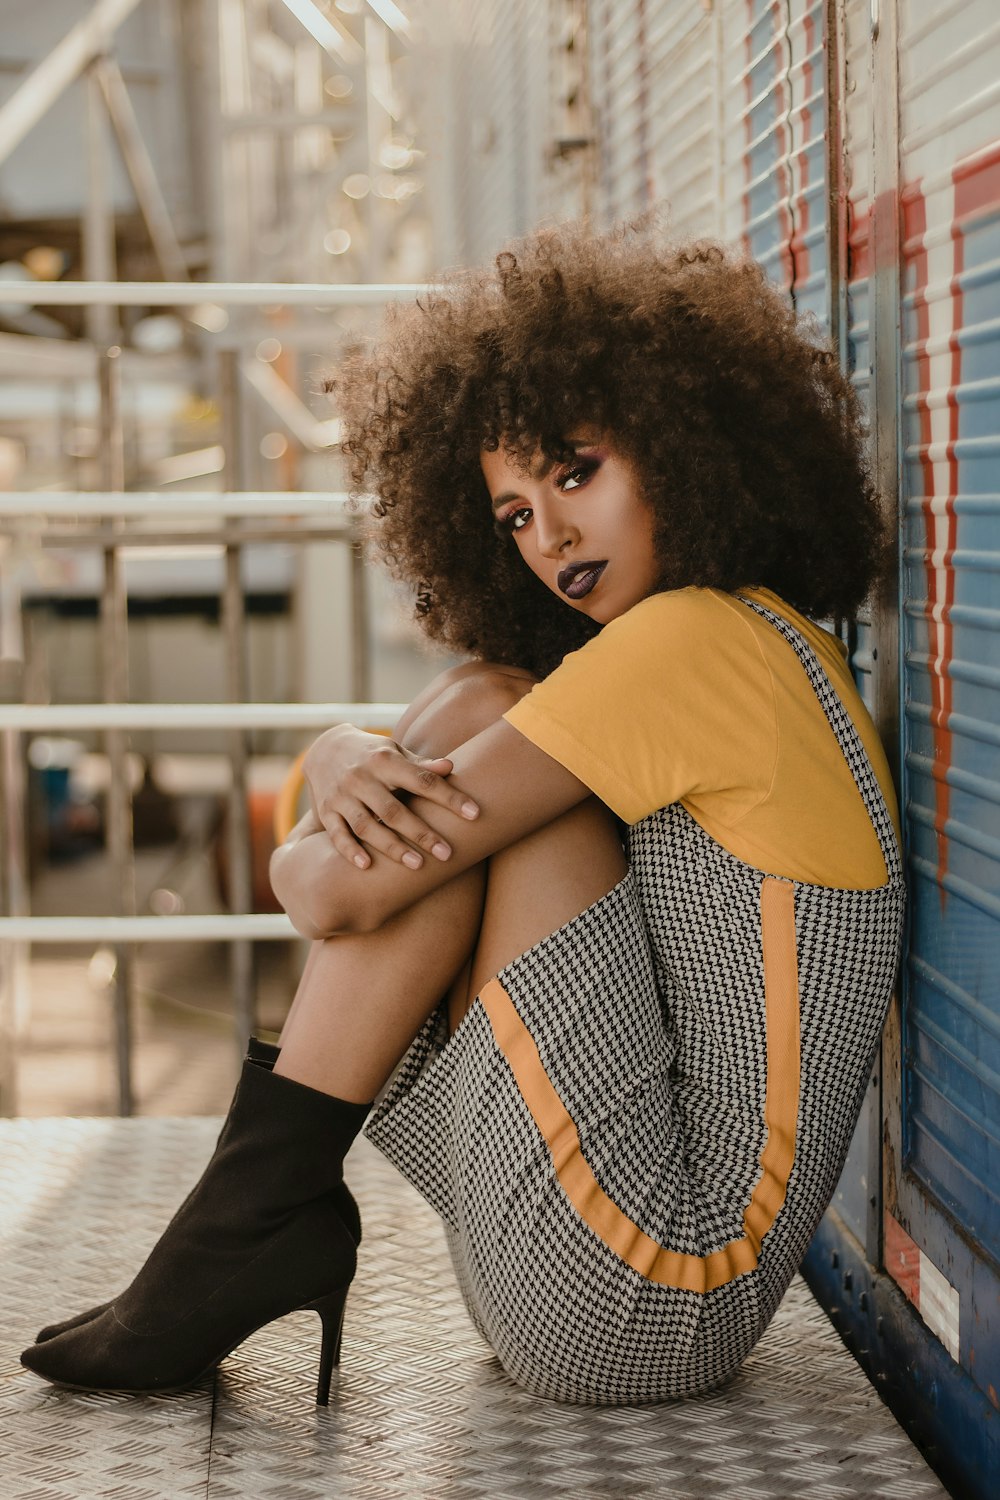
top-left (557, 560), bottom-right (608, 600)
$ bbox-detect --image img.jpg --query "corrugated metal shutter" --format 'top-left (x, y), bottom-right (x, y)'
top-left (587, 0), bottom-right (725, 236)
top-left (645, 1), bottom-right (721, 238)
top-left (720, 0), bottom-right (828, 325)
top-left (588, 0), bottom-right (648, 223)
top-left (429, 1), bottom-right (831, 305)
top-left (425, 0), bottom-right (584, 264)
top-left (898, 0), bottom-right (1000, 1261)
top-left (583, 0), bottom-right (829, 301)
top-left (539, 1), bottom-right (593, 227)
top-left (461, 0), bottom-right (525, 263)
top-left (425, 0), bottom-right (547, 266)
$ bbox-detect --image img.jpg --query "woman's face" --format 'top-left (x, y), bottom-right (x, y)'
top-left (480, 431), bottom-right (659, 625)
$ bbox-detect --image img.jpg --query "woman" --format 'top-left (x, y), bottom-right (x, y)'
top-left (22, 224), bottom-right (904, 1406)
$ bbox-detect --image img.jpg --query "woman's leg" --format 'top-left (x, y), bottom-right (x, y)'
top-left (274, 665), bottom-right (627, 1101)
top-left (22, 664), bottom-right (627, 1397)
top-left (275, 872), bottom-right (488, 1101)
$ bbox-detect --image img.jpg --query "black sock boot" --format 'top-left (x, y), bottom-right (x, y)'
top-left (34, 1039), bottom-right (364, 1345)
top-left (21, 1058), bottom-right (371, 1402)
top-left (245, 1039), bottom-right (364, 1246)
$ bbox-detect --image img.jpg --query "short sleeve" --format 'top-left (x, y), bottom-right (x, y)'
top-left (502, 588), bottom-right (778, 826)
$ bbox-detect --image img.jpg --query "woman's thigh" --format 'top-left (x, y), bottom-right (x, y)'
top-left (462, 800), bottom-right (628, 1015)
top-left (395, 660), bottom-right (627, 1026)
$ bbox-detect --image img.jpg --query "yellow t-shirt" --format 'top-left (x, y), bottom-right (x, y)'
top-left (503, 586), bottom-right (901, 891)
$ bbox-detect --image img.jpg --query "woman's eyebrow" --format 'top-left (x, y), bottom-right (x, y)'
top-left (489, 439), bottom-right (597, 509)
top-left (490, 491), bottom-right (520, 513)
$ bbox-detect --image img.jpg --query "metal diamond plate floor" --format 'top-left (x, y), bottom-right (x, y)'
top-left (0, 1119), bottom-right (948, 1500)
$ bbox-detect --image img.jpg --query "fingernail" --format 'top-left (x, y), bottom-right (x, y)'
top-left (432, 842), bottom-right (450, 860)
top-left (402, 851), bottom-right (422, 869)
top-left (354, 854), bottom-right (369, 869)
top-left (462, 801), bottom-right (479, 819)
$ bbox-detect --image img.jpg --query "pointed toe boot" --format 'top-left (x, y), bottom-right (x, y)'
top-left (33, 1040), bottom-right (363, 1346)
top-left (22, 1053), bottom-right (371, 1403)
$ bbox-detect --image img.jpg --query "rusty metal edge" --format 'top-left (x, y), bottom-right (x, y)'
top-left (802, 1208), bottom-right (998, 1500)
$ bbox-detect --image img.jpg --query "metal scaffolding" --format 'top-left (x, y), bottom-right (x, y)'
top-left (0, 0), bottom-right (430, 1116)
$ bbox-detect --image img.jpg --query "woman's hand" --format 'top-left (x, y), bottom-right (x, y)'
top-left (300, 724), bottom-right (480, 871)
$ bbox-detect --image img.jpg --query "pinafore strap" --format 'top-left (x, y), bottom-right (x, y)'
top-left (738, 597), bottom-right (902, 884)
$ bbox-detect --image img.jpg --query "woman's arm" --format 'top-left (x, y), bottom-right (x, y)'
top-left (270, 718), bottom-right (592, 937)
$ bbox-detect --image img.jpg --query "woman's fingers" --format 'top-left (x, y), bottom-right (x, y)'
top-left (341, 794), bottom-right (449, 867)
top-left (329, 750), bottom-right (479, 864)
top-left (300, 729), bottom-right (481, 869)
top-left (393, 746), bottom-right (481, 821)
top-left (332, 805), bottom-right (432, 871)
top-left (326, 813), bottom-right (374, 870)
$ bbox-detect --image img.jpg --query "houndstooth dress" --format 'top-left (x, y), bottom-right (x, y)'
top-left (364, 600), bottom-right (905, 1404)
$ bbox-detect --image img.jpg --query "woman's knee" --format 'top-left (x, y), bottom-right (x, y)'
top-left (398, 662), bottom-right (538, 759)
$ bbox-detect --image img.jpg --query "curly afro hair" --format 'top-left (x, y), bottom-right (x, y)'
top-left (336, 220), bottom-right (888, 678)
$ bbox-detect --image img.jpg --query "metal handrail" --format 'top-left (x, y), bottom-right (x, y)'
top-left (0, 281), bottom-right (427, 306)
top-left (0, 915), bottom-right (295, 941)
top-left (0, 704), bottom-right (405, 730)
top-left (0, 491), bottom-right (359, 517)
top-left (0, 300), bottom-right (419, 1113)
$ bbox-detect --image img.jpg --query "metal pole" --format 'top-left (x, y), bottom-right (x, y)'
top-left (349, 541), bottom-right (372, 705)
top-left (219, 349), bottom-right (256, 1052)
top-left (0, 491), bottom-right (357, 517)
top-left (0, 498), bottom-right (29, 1117)
top-left (870, 0), bottom-right (904, 1274)
top-left (0, 703), bottom-right (406, 731)
top-left (85, 59), bottom-right (135, 1114)
top-left (0, 281), bottom-right (426, 307)
top-left (0, 0), bottom-right (146, 168)
top-left (0, 720), bottom-right (28, 1122)
top-left (824, 0), bottom-right (850, 368)
top-left (84, 66), bottom-right (118, 349)
top-left (97, 347), bottom-right (137, 1116)
top-left (95, 55), bottom-right (190, 284)
top-left (0, 914), bottom-right (296, 942)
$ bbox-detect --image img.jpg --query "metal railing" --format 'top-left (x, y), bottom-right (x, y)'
top-left (1, 492), bottom-right (405, 1111)
top-left (0, 280), bottom-right (423, 1116)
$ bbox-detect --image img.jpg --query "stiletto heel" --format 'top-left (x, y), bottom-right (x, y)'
top-left (311, 1285), bottom-right (349, 1405)
top-left (21, 1052), bottom-right (371, 1402)
top-left (34, 1042), bottom-right (363, 1349)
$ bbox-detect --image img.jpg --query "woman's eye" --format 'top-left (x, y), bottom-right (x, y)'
top-left (495, 507), bottom-right (532, 537)
top-left (558, 462), bottom-right (596, 492)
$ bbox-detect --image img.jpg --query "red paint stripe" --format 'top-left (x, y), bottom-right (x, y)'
top-left (884, 1212), bottom-right (921, 1309)
top-left (904, 181), bottom-right (953, 886)
top-left (905, 187), bottom-right (936, 518)
top-left (771, 3), bottom-right (795, 289)
top-left (953, 139), bottom-right (1000, 216)
top-left (849, 201), bottom-right (870, 281)
top-left (920, 140), bottom-right (1000, 882)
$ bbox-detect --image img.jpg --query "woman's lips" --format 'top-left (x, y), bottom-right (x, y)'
top-left (557, 560), bottom-right (608, 600)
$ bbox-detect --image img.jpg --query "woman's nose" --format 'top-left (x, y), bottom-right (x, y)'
top-left (534, 505), bottom-right (579, 558)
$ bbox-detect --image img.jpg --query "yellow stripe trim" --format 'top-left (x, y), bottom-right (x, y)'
top-left (479, 875), bottom-right (801, 1294)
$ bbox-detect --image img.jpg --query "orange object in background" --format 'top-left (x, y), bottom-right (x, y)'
top-left (272, 749), bottom-right (310, 847)
top-left (249, 789), bottom-right (284, 913)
